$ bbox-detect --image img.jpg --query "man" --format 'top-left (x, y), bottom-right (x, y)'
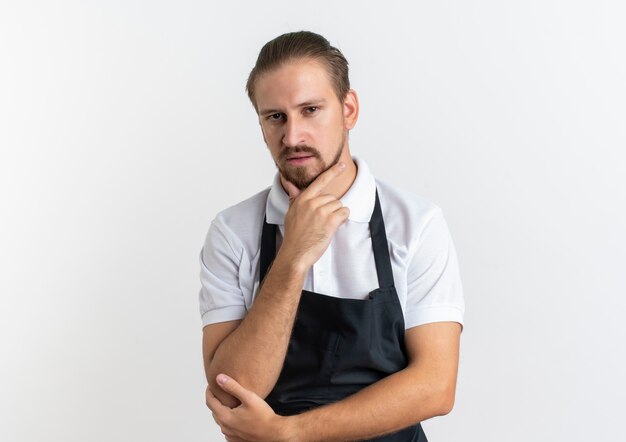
top-left (199, 31), bottom-right (464, 442)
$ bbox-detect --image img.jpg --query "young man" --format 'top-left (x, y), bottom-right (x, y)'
top-left (199, 31), bottom-right (464, 442)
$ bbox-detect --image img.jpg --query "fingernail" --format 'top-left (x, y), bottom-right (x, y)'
top-left (217, 374), bottom-right (228, 385)
top-left (339, 162), bottom-right (346, 170)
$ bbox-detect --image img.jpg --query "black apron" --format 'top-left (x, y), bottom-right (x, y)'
top-left (261, 191), bottom-right (427, 442)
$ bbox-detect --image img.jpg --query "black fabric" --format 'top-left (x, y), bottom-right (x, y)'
top-left (259, 215), bottom-right (275, 287)
top-left (369, 190), bottom-right (395, 289)
top-left (261, 191), bottom-right (427, 442)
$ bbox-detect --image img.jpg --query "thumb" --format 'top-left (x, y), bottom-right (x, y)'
top-left (281, 177), bottom-right (301, 201)
top-left (216, 374), bottom-right (253, 404)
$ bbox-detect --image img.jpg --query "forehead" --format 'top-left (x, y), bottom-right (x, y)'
top-left (254, 58), bottom-right (336, 112)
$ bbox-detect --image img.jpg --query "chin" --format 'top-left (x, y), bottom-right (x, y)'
top-left (283, 168), bottom-right (320, 190)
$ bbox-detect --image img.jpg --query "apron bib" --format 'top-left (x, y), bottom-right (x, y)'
top-left (261, 191), bottom-right (427, 442)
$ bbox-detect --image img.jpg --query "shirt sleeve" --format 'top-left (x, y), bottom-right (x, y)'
top-left (198, 217), bottom-right (248, 328)
top-left (404, 208), bottom-right (465, 330)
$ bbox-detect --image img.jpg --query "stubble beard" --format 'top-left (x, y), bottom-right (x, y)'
top-left (276, 133), bottom-right (346, 190)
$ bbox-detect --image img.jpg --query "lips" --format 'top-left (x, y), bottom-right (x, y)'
top-left (286, 155), bottom-right (313, 163)
top-left (280, 146), bottom-right (320, 165)
top-left (286, 154), bottom-right (314, 160)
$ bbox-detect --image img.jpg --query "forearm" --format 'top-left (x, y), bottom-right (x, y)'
top-left (207, 250), bottom-right (306, 405)
top-left (288, 366), bottom-right (456, 442)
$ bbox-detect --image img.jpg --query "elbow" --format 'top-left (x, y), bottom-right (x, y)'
top-left (206, 362), bottom-right (242, 408)
top-left (432, 381), bottom-right (456, 416)
top-left (436, 397), bottom-right (455, 416)
top-left (208, 376), bottom-right (241, 409)
top-left (206, 363), bottom-right (269, 406)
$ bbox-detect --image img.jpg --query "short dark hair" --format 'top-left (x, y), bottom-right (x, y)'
top-left (246, 31), bottom-right (350, 111)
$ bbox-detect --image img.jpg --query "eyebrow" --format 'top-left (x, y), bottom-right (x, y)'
top-left (259, 99), bottom-right (327, 116)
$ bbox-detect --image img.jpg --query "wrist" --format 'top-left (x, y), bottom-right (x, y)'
top-left (273, 249), bottom-right (309, 278)
top-left (279, 415), bottom-right (303, 442)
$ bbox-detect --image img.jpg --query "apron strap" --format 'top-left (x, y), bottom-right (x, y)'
top-left (369, 190), bottom-right (395, 289)
top-left (259, 216), bottom-right (276, 284)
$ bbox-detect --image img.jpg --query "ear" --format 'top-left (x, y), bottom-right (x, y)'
top-left (342, 89), bottom-right (359, 130)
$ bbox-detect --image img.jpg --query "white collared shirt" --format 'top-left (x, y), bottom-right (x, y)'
top-left (199, 157), bottom-right (464, 329)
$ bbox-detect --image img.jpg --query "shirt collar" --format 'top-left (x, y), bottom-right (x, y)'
top-left (266, 156), bottom-right (376, 225)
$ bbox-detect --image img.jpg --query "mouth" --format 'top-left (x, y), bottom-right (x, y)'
top-left (285, 155), bottom-right (315, 166)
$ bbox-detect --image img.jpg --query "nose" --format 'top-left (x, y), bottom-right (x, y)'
top-left (282, 116), bottom-right (306, 148)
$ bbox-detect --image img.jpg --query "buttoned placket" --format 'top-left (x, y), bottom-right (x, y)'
top-left (276, 225), bottom-right (335, 295)
top-left (312, 239), bottom-right (333, 295)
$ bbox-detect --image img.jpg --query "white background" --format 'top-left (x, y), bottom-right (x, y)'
top-left (2, 1), bottom-right (625, 441)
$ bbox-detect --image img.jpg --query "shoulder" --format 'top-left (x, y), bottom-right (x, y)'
top-left (213, 187), bottom-right (270, 230)
top-left (207, 187), bottom-right (270, 253)
top-left (375, 178), bottom-right (444, 236)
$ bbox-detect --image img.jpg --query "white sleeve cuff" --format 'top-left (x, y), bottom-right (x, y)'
top-left (201, 305), bottom-right (247, 328)
top-left (404, 305), bottom-right (464, 331)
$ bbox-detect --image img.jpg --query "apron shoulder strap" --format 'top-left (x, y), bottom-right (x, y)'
top-left (259, 216), bottom-right (276, 284)
top-left (369, 190), bottom-right (395, 289)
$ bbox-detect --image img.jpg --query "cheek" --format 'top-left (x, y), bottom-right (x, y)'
top-left (321, 115), bottom-right (344, 142)
top-left (261, 125), bottom-right (280, 143)
top-left (312, 115), bottom-right (338, 138)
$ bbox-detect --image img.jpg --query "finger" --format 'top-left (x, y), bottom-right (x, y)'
top-left (205, 386), bottom-right (214, 408)
top-left (302, 161), bottom-right (347, 197)
top-left (330, 206), bottom-right (351, 226)
top-left (206, 386), bottom-right (230, 408)
top-left (206, 388), bottom-right (228, 414)
top-left (206, 395), bottom-right (223, 413)
top-left (205, 385), bottom-right (218, 405)
top-left (304, 194), bottom-right (338, 211)
top-left (282, 178), bottom-right (301, 201)
top-left (216, 374), bottom-right (254, 404)
top-left (318, 198), bottom-right (344, 214)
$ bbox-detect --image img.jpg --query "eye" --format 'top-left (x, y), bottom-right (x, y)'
top-left (267, 113), bottom-right (284, 122)
top-left (305, 106), bottom-right (318, 114)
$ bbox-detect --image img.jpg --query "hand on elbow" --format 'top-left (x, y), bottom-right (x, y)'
top-left (207, 380), bottom-right (241, 409)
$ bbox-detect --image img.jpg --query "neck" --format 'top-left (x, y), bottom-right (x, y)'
top-left (325, 152), bottom-right (357, 199)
